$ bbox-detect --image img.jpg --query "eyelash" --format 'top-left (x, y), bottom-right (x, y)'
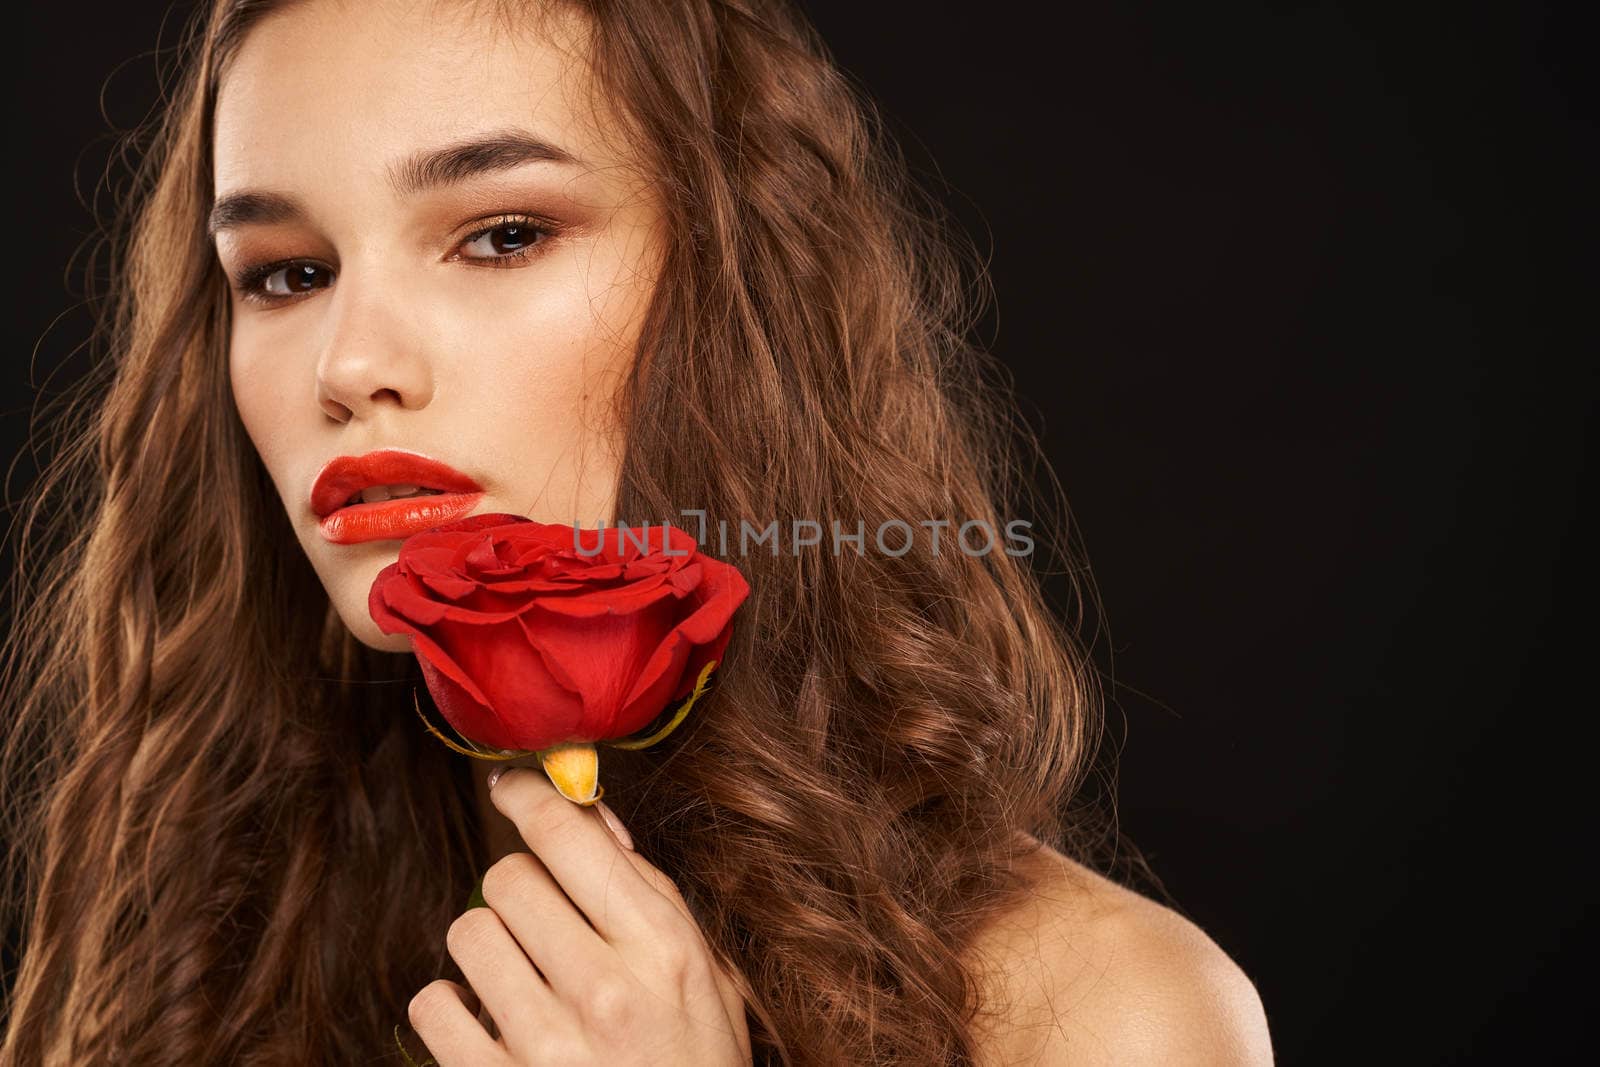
top-left (230, 213), bottom-right (558, 307)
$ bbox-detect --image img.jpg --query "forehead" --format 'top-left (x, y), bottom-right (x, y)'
top-left (212, 0), bottom-right (627, 194)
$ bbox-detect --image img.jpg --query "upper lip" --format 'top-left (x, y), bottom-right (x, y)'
top-left (310, 448), bottom-right (484, 519)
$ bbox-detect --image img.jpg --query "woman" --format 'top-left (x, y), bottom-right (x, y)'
top-left (0, 0), bottom-right (1271, 1063)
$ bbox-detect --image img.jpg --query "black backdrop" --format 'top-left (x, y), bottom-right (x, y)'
top-left (6, 2), bottom-right (1588, 1061)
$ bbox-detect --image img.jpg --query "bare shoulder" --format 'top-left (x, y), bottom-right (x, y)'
top-left (967, 837), bottom-right (1273, 1066)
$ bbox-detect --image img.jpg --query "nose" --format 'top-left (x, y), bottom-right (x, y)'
top-left (314, 281), bottom-right (434, 423)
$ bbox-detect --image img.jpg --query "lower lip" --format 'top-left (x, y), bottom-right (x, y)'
top-left (317, 492), bottom-right (485, 545)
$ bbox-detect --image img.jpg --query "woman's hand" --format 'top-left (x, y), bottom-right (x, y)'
top-left (408, 766), bottom-right (753, 1066)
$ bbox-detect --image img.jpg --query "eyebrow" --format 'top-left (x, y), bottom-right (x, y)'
top-left (207, 128), bottom-right (582, 239)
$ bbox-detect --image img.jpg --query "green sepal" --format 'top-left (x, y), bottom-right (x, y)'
top-left (394, 1023), bottom-right (437, 1066)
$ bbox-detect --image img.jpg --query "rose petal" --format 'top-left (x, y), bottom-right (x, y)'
top-left (372, 516), bottom-right (749, 752)
top-left (528, 573), bottom-right (680, 618)
top-left (417, 654), bottom-right (523, 751)
top-left (381, 573), bottom-right (525, 626)
top-left (522, 598), bottom-right (678, 735)
top-left (420, 572), bottom-right (480, 600)
top-left (427, 614), bottom-right (586, 750)
top-left (398, 620), bottom-right (501, 716)
top-left (618, 565), bottom-right (745, 717)
top-left (616, 627), bottom-right (695, 731)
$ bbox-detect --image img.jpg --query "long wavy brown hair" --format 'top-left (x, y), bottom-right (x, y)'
top-left (1, 0), bottom-right (1112, 1062)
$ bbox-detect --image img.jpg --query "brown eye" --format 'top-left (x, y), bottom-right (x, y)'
top-left (263, 263), bottom-right (331, 296)
top-left (488, 224), bottom-right (534, 253)
top-left (460, 218), bottom-right (552, 261)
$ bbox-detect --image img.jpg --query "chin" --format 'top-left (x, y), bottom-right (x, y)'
top-left (312, 542), bottom-right (414, 653)
top-left (345, 614), bottom-right (413, 654)
top-left (330, 578), bottom-right (412, 653)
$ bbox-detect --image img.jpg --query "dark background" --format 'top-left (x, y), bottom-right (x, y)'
top-left (7, 1), bottom-right (1588, 1061)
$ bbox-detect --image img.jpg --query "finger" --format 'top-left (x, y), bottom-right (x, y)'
top-left (479, 850), bottom-right (615, 1005)
top-left (444, 906), bottom-right (558, 1051)
top-left (608, 845), bottom-right (750, 1051)
top-left (614, 845), bottom-right (694, 924)
top-left (436, 982), bottom-right (503, 1041)
top-left (596, 799), bottom-right (634, 851)
top-left (408, 978), bottom-right (507, 1067)
top-left (490, 767), bottom-right (676, 943)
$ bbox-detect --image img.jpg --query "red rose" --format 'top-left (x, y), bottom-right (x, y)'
top-left (368, 513), bottom-right (749, 757)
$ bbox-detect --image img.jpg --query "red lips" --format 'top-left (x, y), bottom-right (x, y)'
top-left (310, 448), bottom-right (485, 545)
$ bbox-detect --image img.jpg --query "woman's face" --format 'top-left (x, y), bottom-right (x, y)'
top-left (212, 0), bottom-right (663, 652)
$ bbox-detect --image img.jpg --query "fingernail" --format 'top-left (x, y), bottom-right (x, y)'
top-left (486, 765), bottom-right (509, 790)
top-left (597, 800), bottom-right (634, 850)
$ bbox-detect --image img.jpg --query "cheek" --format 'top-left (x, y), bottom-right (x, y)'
top-left (440, 241), bottom-right (655, 506)
top-left (228, 329), bottom-right (302, 496)
top-left (449, 300), bottom-right (629, 516)
top-left (469, 314), bottom-right (629, 426)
